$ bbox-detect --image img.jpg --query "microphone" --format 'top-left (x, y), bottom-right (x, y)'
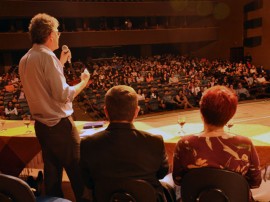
top-left (62, 45), bottom-right (71, 63)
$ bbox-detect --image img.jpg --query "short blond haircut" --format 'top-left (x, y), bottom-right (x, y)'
top-left (105, 85), bottom-right (138, 122)
top-left (28, 13), bottom-right (59, 44)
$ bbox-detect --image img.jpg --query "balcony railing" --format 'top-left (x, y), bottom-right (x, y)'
top-left (0, 27), bottom-right (218, 50)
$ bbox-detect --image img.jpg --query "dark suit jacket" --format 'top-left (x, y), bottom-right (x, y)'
top-left (80, 122), bottom-right (169, 200)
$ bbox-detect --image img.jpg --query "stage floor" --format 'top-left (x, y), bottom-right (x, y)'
top-left (134, 99), bottom-right (270, 145)
top-left (136, 98), bottom-right (270, 129)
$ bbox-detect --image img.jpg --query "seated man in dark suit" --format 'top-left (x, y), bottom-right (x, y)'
top-left (80, 85), bottom-right (170, 201)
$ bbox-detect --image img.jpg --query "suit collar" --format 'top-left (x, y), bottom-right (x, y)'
top-left (106, 122), bottom-right (136, 130)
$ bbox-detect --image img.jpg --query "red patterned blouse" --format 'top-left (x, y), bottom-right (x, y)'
top-left (173, 134), bottom-right (262, 189)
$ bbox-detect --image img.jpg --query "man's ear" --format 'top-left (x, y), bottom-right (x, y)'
top-left (134, 106), bottom-right (140, 119)
top-left (104, 106), bottom-right (109, 120)
top-left (49, 32), bottom-right (54, 42)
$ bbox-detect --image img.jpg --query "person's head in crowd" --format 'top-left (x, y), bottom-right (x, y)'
top-left (28, 13), bottom-right (60, 50)
top-left (237, 82), bottom-right (244, 89)
top-left (12, 95), bottom-right (18, 103)
top-left (200, 85), bottom-right (238, 127)
top-left (7, 101), bottom-right (15, 110)
top-left (104, 85), bottom-right (139, 123)
top-left (150, 87), bottom-right (155, 93)
top-left (229, 84), bottom-right (235, 90)
top-left (137, 88), bottom-right (143, 95)
top-left (164, 90), bottom-right (170, 95)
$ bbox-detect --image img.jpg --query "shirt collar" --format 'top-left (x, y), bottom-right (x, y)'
top-left (32, 44), bottom-right (55, 55)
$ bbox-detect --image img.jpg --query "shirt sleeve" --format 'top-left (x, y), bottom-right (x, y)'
top-left (246, 143), bottom-right (262, 188)
top-left (44, 54), bottom-right (75, 104)
top-left (172, 140), bottom-right (187, 185)
top-left (156, 136), bottom-right (169, 179)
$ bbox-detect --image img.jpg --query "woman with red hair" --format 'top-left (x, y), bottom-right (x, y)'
top-left (173, 85), bottom-right (262, 201)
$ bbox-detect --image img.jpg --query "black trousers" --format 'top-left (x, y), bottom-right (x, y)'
top-left (35, 116), bottom-right (84, 202)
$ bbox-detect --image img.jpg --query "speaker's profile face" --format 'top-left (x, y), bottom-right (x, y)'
top-left (51, 28), bottom-right (61, 50)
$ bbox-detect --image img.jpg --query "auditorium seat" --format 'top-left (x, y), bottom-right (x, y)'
top-left (0, 174), bottom-right (35, 202)
top-left (138, 100), bottom-right (148, 114)
top-left (180, 167), bottom-right (250, 202)
top-left (94, 179), bottom-right (157, 202)
top-left (148, 99), bottom-right (160, 112)
top-left (0, 174), bottom-right (71, 202)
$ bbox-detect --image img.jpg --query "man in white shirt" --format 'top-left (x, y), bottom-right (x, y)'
top-left (19, 13), bottom-right (90, 202)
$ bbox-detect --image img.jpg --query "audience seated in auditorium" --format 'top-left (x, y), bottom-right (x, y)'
top-left (174, 90), bottom-right (193, 109)
top-left (235, 82), bottom-right (251, 101)
top-left (5, 101), bottom-right (20, 120)
top-left (136, 72), bottom-right (145, 83)
top-left (256, 73), bottom-right (269, 85)
top-left (161, 90), bottom-right (180, 110)
top-left (1, 53), bottom-right (270, 119)
top-left (172, 85), bottom-right (262, 201)
top-left (168, 73), bottom-right (179, 84)
top-left (145, 72), bottom-right (154, 83)
top-left (147, 87), bottom-right (159, 100)
top-left (80, 85), bottom-right (173, 202)
top-left (136, 88), bottom-right (146, 101)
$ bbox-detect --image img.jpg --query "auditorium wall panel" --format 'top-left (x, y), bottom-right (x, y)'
top-left (193, 0), bottom-right (246, 61)
top-left (0, 1), bottom-right (217, 17)
top-left (2, 0), bottom-right (270, 69)
top-left (0, 28), bottom-right (218, 50)
top-left (245, 0), bottom-right (270, 69)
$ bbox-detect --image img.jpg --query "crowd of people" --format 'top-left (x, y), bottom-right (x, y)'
top-left (0, 70), bottom-right (29, 120)
top-left (72, 54), bottom-right (270, 119)
top-left (1, 53), bottom-right (270, 121)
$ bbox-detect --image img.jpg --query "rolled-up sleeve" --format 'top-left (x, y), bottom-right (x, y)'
top-left (246, 144), bottom-right (262, 188)
top-left (45, 55), bottom-right (75, 104)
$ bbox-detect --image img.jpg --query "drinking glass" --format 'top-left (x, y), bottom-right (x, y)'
top-left (0, 116), bottom-right (7, 132)
top-left (177, 115), bottom-right (186, 136)
top-left (226, 119), bottom-right (234, 132)
top-left (23, 115), bottom-right (32, 134)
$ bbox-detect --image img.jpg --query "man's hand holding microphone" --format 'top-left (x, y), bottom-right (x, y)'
top-left (60, 45), bottom-right (72, 66)
top-left (60, 45), bottom-right (90, 97)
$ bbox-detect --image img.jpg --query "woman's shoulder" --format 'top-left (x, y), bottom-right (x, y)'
top-left (229, 134), bottom-right (253, 144)
top-left (180, 133), bottom-right (252, 143)
top-left (176, 134), bottom-right (200, 143)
